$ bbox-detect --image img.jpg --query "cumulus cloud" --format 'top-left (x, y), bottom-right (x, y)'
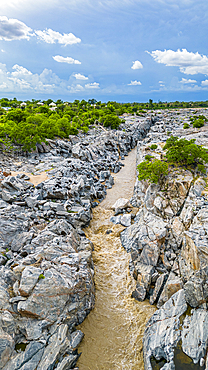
top-left (1, 49), bottom-right (5, 53)
top-left (35, 28), bottom-right (81, 46)
top-left (148, 49), bottom-right (208, 75)
top-left (85, 82), bottom-right (100, 89)
top-left (69, 84), bottom-right (85, 93)
top-left (0, 62), bottom-right (102, 95)
top-left (180, 78), bottom-right (197, 84)
top-left (0, 63), bottom-right (59, 93)
top-left (201, 80), bottom-right (208, 86)
top-left (74, 73), bottom-right (88, 80)
top-left (0, 16), bottom-right (81, 47)
top-left (53, 55), bottom-right (81, 64)
top-left (128, 80), bottom-right (142, 85)
top-left (11, 64), bottom-right (32, 77)
top-left (0, 16), bottom-right (32, 41)
top-left (131, 60), bottom-right (143, 70)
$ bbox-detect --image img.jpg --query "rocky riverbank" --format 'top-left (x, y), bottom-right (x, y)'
top-left (0, 116), bottom-right (154, 370)
top-left (116, 108), bottom-right (208, 369)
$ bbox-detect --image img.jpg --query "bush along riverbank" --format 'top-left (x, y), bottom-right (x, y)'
top-left (117, 107), bottom-right (208, 369)
top-left (0, 114), bottom-right (154, 370)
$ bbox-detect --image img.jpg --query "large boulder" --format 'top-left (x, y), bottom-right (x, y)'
top-left (143, 289), bottom-right (187, 370)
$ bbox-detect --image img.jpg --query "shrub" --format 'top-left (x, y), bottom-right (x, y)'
top-left (103, 114), bottom-right (121, 129)
top-left (145, 154), bottom-right (153, 161)
top-left (137, 136), bottom-right (208, 184)
top-left (150, 144), bottom-right (158, 150)
top-left (137, 158), bottom-right (168, 184)
top-left (193, 118), bottom-right (204, 128)
top-left (183, 122), bottom-right (190, 129)
top-left (163, 136), bottom-right (208, 172)
top-left (198, 115), bottom-right (208, 122)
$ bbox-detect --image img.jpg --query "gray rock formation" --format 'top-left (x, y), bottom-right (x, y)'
top-left (0, 115), bottom-right (155, 369)
top-left (125, 108), bottom-right (208, 369)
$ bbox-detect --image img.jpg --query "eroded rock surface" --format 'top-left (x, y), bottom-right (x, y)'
top-left (0, 116), bottom-right (154, 369)
top-left (121, 108), bottom-right (208, 369)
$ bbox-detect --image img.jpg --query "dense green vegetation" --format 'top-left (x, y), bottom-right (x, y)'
top-left (0, 97), bottom-right (208, 152)
top-left (0, 99), bottom-right (126, 151)
top-left (137, 136), bottom-right (208, 183)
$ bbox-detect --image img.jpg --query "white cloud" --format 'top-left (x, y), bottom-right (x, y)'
top-left (131, 60), bottom-right (143, 70)
top-left (35, 28), bottom-right (81, 46)
top-left (0, 63), bottom-right (58, 93)
top-left (85, 82), bottom-right (100, 89)
top-left (1, 49), bottom-right (5, 53)
top-left (0, 17), bottom-right (81, 48)
top-left (128, 80), bottom-right (142, 85)
top-left (69, 84), bottom-right (85, 93)
top-left (11, 64), bottom-right (32, 77)
top-left (148, 49), bottom-right (208, 75)
top-left (53, 55), bottom-right (81, 64)
top-left (74, 73), bottom-right (88, 80)
top-left (9, 77), bottom-right (32, 89)
top-left (159, 80), bottom-right (164, 83)
top-left (0, 82), bottom-right (8, 89)
top-left (0, 16), bottom-right (32, 41)
top-left (180, 78), bottom-right (197, 84)
top-left (201, 80), bottom-right (208, 86)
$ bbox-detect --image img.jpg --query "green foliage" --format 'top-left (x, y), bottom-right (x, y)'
top-left (145, 154), bottom-right (153, 161)
top-left (198, 115), bottom-right (208, 121)
top-left (150, 144), bottom-right (158, 150)
top-left (137, 159), bottom-right (168, 184)
top-left (163, 136), bottom-right (208, 172)
top-left (0, 108), bottom-right (79, 151)
top-left (103, 114), bottom-right (121, 129)
top-left (38, 274), bottom-right (45, 280)
top-left (81, 126), bottom-right (89, 133)
top-left (1, 97), bottom-right (208, 153)
top-left (138, 136), bottom-right (208, 185)
top-left (183, 122), bottom-right (190, 129)
top-left (193, 118), bottom-right (204, 128)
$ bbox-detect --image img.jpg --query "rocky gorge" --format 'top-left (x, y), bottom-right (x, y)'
top-left (1, 108), bottom-right (208, 369)
top-left (0, 115), bottom-right (153, 370)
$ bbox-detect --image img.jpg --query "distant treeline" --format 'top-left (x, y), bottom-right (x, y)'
top-left (1, 97), bottom-right (208, 111)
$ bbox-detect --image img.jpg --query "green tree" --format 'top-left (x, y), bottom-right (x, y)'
top-left (103, 114), bottom-right (121, 129)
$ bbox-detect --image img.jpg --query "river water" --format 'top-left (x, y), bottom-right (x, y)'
top-left (77, 148), bottom-right (156, 370)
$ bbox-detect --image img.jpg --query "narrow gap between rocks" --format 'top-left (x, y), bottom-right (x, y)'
top-left (76, 147), bottom-right (156, 370)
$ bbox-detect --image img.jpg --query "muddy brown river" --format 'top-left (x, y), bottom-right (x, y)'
top-left (77, 148), bottom-right (156, 370)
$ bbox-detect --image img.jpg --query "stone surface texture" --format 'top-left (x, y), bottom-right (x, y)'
top-left (0, 115), bottom-right (154, 369)
top-left (121, 109), bottom-right (208, 369)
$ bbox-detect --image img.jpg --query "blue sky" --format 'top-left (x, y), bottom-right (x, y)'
top-left (0, 0), bottom-right (208, 102)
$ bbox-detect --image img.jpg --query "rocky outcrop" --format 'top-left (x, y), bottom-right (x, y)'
top-left (143, 289), bottom-right (187, 370)
top-left (0, 116), bottom-right (155, 369)
top-left (119, 109), bottom-right (208, 369)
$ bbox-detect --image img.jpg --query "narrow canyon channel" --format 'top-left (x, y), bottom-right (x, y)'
top-left (77, 147), bottom-right (156, 370)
